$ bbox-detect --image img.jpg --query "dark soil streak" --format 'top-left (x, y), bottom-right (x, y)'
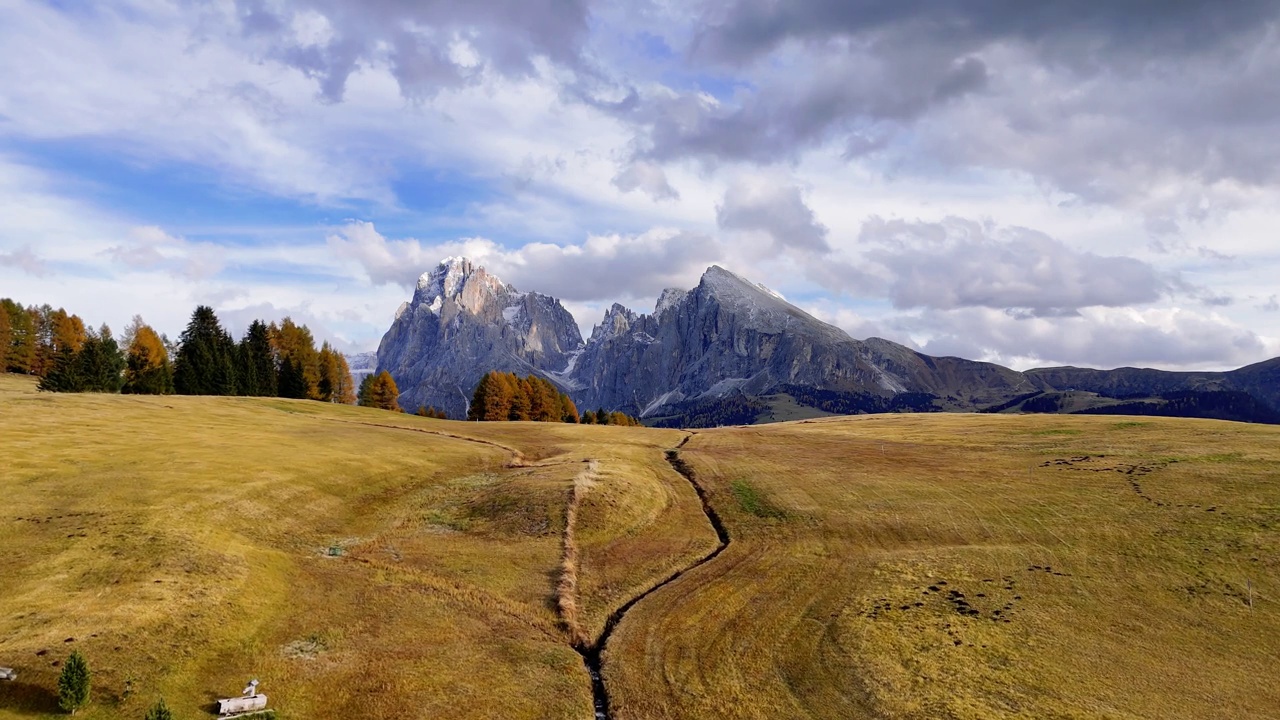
top-left (573, 433), bottom-right (729, 719)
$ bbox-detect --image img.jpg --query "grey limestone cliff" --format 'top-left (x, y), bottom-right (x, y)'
top-left (376, 257), bottom-right (583, 418)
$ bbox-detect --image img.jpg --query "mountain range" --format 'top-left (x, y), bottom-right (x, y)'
top-left (366, 258), bottom-right (1280, 426)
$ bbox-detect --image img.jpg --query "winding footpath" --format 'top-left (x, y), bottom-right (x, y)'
top-left (567, 432), bottom-right (732, 719)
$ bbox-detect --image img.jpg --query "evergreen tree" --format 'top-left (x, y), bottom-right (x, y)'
top-left (57, 650), bottom-right (91, 714)
top-left (174, 306), bottom-right (237, 395)
top-left (39, 346), bottom-right (83, 392)
top-left (581, 410), bottom-right (596, 424)
top-left (277, 357), bottom-right (308, 399)
top-left (78, 325), bottom-right (125, 392)
top-left (238, 320), bottom-right (277, 397)
top-left (357, 373), bottom-right (375, 407)
top-left (143, 698), bottom-right (173, 720)
top-left (596, 408), bottom-right (609, 425)
top-left (123, 319), bottom-right (173, 395)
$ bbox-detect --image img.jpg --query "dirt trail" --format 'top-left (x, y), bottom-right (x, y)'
top-left (563, 432), bottom-right (732, 719)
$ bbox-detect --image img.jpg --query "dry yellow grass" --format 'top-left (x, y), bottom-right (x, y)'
top-left (0, 374), bottom-right (707, 719)
top-left (606, 413), bottom-right (1280, 719)
top-left (4, 373), bottom-right (1279, 719)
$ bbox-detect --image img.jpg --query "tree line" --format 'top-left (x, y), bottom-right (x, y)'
top-left (467, 371), bottom-right (640, 425)
top-left (2, 298), bottom-right (359, 404)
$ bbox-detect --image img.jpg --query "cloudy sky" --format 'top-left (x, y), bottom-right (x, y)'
top-left (2, 0), bottom-right (1278, 370)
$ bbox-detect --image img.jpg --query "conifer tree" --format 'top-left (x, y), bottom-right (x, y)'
top-left (143, 698), bottom-right (173, 720)
top-left (581, 410), bottom-right (595, 424)
top-left (39, 345), bottom-right (83, 392)
top-left (367, 371), bottom-right (400, 411)
top-left (508, 376), bottom-right (532, 421)
top-left (357, 373), bottom-right (375, 407)
top-left (277, 357), bottom-right (308, 399)
top-left (317, 342), bottom-right (357, 404)
top-left (237, 320), bottom-right (277, 397)
top-left (596, 408), bottom-right (609, 425)
top-left (78, 325), bottom-right (125, 392)
top-left (57, 650), bottom-right (91, 714)
top-left (174, 306), bottom-right (237, 395)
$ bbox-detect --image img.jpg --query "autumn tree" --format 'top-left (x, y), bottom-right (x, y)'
top-left (174, 306), bottom-right (237, 395)
top-left (0, 305), bottom-right (10, 371)
top-left (31, 305), bottom-right (86, 377)
top-left (271, 318), bottom-right (320, 399)
top-left (581, 410), bottom-right (596, 424)
top-left (318, 342), bottom-right (356, 404)
top-left (122, 317), bottom-right (173, 395)
top-left (360, 371), bottom-right (400, 411)
top-left (1, 299), bottom-right (36, 373)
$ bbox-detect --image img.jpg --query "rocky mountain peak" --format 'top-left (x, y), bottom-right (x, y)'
top-left (590, 303), bottom-right (638, 343)
top-left (412, 256), bottom-right (513, 315)
top-left (654, 288), bottom-right (688, 316)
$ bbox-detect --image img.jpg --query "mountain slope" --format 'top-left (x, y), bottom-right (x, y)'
top-left (374, 258), bottom-right (1279, 427)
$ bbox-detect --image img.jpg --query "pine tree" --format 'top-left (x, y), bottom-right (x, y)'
top-left (277, 357), bottom-right (308, 399)
top-left (78, 325), bottom-right (125, 392)
top-left (596, 408), bottom-right (609, 425)
top-left (358, 373), bottom-right (376, 407)
top-left (174, 306), bottom-right (237, 395)
top-left (581, 410), bottom-right (595, 424)
top-left (39, 346), bottom-right (83, 392)
top-left (238, 320), bottom-right (277, 397)
top-left (57, 650), bottom-right (91, 714)
top-left (143, 698), bottom-right (173, 720)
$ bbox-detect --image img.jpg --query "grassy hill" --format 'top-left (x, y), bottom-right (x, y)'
top-left (2, 374), bottom-right (1277, 718)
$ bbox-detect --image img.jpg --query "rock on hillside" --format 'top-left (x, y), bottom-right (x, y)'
top-left (376, 257), bottom-right (584, 418)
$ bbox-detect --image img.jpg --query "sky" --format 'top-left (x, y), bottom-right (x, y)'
top-left (1, 0), bottom-right (1278, 370)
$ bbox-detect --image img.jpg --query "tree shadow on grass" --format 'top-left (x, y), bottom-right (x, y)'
top-left (0, 681), bottom-right (60, 716)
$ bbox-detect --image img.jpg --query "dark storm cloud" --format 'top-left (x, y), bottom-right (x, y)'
top-left (234, 0), bottom-right (591, 101)
top-left (609, 0), bottom-right (1280, 212)
top-left (690, 0), bottom-right (1276, 67)
top-left (858, 218), bottom-right (1174, 315)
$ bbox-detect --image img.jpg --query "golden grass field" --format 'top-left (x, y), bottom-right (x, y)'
top-left (2, 372), bottom-right (1278, 719)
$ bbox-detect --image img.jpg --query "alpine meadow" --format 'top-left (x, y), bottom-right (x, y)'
top-left (5, 0), bottom-right (1280, 718)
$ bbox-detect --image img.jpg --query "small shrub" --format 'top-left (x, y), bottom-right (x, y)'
top-left (144, 698), bottom-right (174, 720)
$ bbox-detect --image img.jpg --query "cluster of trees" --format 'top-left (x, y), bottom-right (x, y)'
top-left (173, 307), bottom-right (355, 403)
top-left (3, 298), bottom-right (358, 405)
top-left (469, 372), bottom-right (580, 422)
top-left (580, 408), bottom-right (642, 426)
top-left (467, 371), bottom-right (641, 425)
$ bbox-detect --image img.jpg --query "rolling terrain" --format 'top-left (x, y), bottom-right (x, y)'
top-left (2, 374), bottom-right (1278, 718)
